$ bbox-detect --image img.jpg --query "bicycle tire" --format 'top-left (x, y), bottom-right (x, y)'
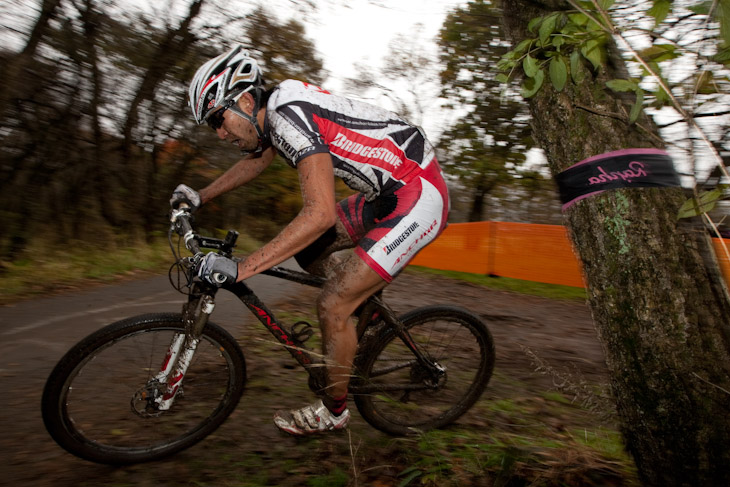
top-left (41, 313), bottom-right (246, 464)
top-left (353, 305), bottom-right (494, 435)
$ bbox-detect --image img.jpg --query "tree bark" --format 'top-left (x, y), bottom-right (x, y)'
top-left (501, 1), bottom-right (730, 485)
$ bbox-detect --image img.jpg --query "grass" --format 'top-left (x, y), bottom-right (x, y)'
top-left (0, 238), bottom-right (170, 304)
top-left (0, 229), bottom-right (261, 305)
top-left (1, 230), bottom-right (586, 306)
top-left (407, 266), bottom-right (587, 301)
top-left (385, 387), bottom-right (639, 486)
top-left (158, 383), bottom-right (638, 486)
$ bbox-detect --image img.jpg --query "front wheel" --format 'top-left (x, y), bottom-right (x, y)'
top-left (353, 306), bottom-right (494, 435)
top-left (41, 313), bottom-right (246, 464)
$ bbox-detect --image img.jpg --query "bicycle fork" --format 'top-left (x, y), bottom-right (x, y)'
top-left (135, 293), bottom-right (215, 415)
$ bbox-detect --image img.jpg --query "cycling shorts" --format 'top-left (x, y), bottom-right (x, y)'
top-left (337, 159), bottom-right (449, 282)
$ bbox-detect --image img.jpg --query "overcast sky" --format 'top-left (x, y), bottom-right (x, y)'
top-left (292, 0), bottom-right (468, 137)
top-left (307, 1), bottom-right (465, 82)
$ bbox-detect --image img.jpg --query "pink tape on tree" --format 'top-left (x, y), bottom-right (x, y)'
top-left (555, 148), bottom-right (681, 211)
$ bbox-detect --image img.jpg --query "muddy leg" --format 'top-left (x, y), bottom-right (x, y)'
top-left (316, 255), bottom-right (388, 398)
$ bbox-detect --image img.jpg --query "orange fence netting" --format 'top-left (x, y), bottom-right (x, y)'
top-left (409, 221), bottom-right (730, 289)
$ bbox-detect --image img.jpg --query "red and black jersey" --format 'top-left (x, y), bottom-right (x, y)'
top-left (265, 80), bottom-right (436, 201)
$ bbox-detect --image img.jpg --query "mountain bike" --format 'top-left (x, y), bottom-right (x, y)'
top-left (41, 207), bottom-right (495, 465)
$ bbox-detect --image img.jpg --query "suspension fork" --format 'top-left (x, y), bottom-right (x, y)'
top-left (153, 290), bottom-right (216, 410)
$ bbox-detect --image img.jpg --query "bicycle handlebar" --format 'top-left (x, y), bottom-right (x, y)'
top-left (170, 205), bottom-right (201, 254)
top-left (169, 204), bottom-right (240, 286)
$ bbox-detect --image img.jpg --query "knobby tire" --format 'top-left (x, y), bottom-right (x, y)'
top-left (41, 313), bottom-right (246, 464)
top-left (353, 305), bottom-right (495, 435)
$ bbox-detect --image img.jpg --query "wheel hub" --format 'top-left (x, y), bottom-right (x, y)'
top-left (131, 381), bottom-right (168, 418)
top-left (411, 361), bottom-right (447, 389)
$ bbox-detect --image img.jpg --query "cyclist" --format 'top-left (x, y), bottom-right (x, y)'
top-left (171, 45), bottom-right (450, 435)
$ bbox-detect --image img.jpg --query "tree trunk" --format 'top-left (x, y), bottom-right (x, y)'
top-left (501, 1), bottom-right (730, 485)
top-left (80, 0), bottom-right (120, 227)
top-left (469, 172), bottom-right (491, 222)
top-left (0, 0), bottom-right (63, 116)
top-left (120, 0), bottom-right (204, 233)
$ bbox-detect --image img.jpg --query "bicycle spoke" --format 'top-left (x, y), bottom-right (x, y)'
top-left (65, 330), bottom-right (231, 448)
top-left (43, 315), bottom-right (246, 463)
top-left (354, 307), bottom-right (494, 434)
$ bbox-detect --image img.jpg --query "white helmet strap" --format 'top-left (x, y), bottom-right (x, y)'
top-left (227, 87), bottom-right (266, 156)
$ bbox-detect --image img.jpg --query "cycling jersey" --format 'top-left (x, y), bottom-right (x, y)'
top-left (266, 79), bottom-right (450, 281)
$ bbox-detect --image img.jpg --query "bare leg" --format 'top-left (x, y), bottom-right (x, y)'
top-left (273, 246), bottom-right (387, 435)
top-left (294, 219), bottom-right (354, 279)
top-left (316, 254), bottom-right (388, 398)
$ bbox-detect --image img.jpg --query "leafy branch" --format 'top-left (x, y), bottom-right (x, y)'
top-left (498, 0), bottom-right (730, 249)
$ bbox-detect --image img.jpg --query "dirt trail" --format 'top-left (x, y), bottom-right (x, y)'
top-left (0, 270), bottom-right (613, 487)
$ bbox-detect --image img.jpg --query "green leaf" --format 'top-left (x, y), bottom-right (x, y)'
top-left (568, 13), bottom-right (589, 26)
top-left (523, 54), bottom-right (540, 77)
top-left (497, 56), bottom-right (517, 71)
top-left (397, 470), bottom-right (422, 487)
top-left (718, 0), bottom-right (730, 49)
top-left (528, 16), bottom-right (543, 34)
top-left (570, 50), bottom-right (586, 83)
top-left (549, 56), bottom-right (568, 91)
top-left (695, 71), bottom-right (718, 94)
top-left (495, 73), bottom-right (510, 83)
top-left (522, 69), bottom-right (545, 98)
top-left (652, 85), bottom-right (672, 108)
top-left (586, 18), bottom-right (605, 32)
top-left (514, 38), bottom-right (533, 56)
top-left (599, 0), bottom-right (616, 9)
top-left (581, 39), bottom-right (604, 70)
top-left (689, 2), bottom-right (711, 15)
top-left (539, 14), bottom-right (558, 46)
top-left (629, 88), bottom-right (644, 123)
top-left (714, 45), bottom-right (730, 64)
top-left (606, 79), bottom-right (638, 92)
top-left (648, 0), bottom-right (672, 25)
top-left (639, 44), bottom-right (679, 62)
top-left (678, 189), bottom-right (724, 219)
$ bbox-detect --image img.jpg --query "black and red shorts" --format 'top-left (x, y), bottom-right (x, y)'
top-left (337, 159), bottom-right (449, 282)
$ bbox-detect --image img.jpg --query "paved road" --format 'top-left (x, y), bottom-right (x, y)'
top-left (0, 265), bottom-right (307, 482)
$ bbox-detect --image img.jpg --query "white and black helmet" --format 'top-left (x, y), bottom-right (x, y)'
top-left (188, 45), bottom-right (263, 125)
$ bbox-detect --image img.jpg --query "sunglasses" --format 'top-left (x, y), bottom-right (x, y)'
top-left (206, 100), bottom-right (235, 131)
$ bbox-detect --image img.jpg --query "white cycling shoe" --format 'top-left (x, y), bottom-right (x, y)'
top-left (274, 399), bottom-right (350, 436)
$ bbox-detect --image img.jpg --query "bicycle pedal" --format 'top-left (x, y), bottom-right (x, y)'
top-left (290, 321), bottom-right (314, 344)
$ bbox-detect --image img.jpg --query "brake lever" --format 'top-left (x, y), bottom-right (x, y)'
top-left (170, 208), bottom-right (186, 223)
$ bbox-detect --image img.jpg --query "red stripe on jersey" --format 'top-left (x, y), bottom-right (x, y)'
top-left (312, 114), bottom-right (421, 183)
top-left (355, 247), bottom-right (393, 282)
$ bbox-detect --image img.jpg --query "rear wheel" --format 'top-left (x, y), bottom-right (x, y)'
top-left (353, 306), bottom-right (494, 435)
top-left (41, 313), bottom-right (246, 464)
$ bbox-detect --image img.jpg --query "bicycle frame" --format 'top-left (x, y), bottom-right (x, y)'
top-left (158, 209), bottom-right (445, 409)
top-left (40, 209), bottom-right (493, 465)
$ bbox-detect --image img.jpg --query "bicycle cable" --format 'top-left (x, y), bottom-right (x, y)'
top-left (167, 228), bottom-right (195, 295)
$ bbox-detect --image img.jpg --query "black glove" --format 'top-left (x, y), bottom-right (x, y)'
top-left (197, 253), bottom-right (238, 286)
top-left (170, 184), bottom-right (201, 212)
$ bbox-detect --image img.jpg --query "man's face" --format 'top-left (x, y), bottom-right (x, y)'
top-left (208, 97), bottom-right (258, 151)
